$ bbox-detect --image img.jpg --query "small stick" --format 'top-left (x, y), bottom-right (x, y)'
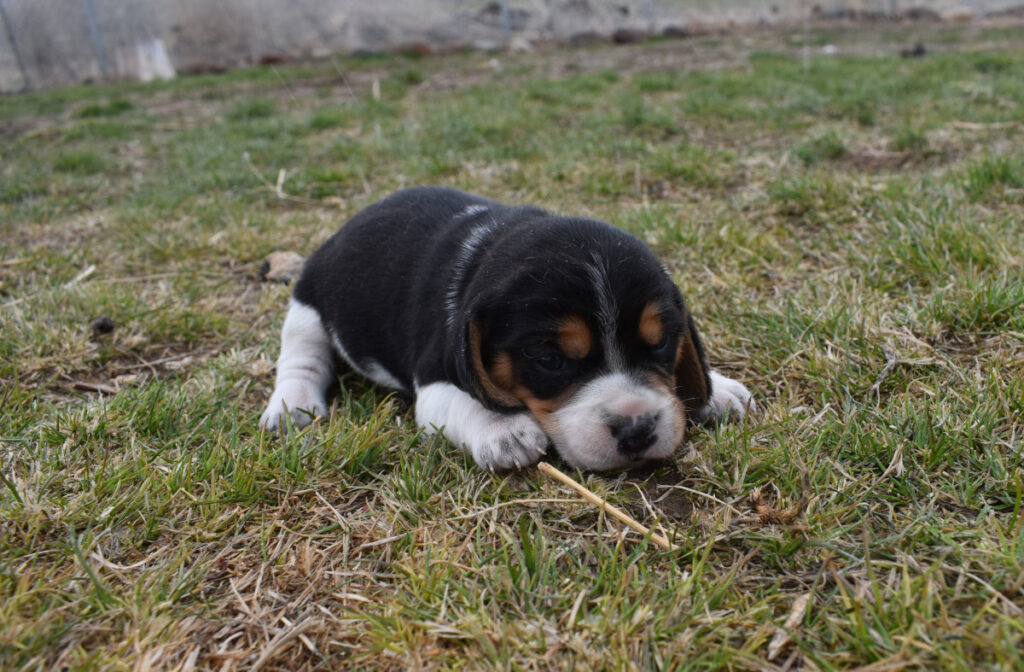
top-left (70, 380), bottom-right (118, 395)
top-left (951, 120), bottom-right (1020, 130)
top-left (537, 461), bottom-right (677, 551)
top-left (275, 168), bottom-right (287, 200)
top-left (64, 264), bottom-right (96, 288)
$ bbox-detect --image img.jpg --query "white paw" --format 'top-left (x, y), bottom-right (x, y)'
top-left (699, 370), bottom-right (756, 424)
top-left (468, 413), bottom-right (550, 472)
top-left (259, 380), bottom-right (328, 431)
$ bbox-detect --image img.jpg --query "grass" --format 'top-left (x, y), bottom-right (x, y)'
top-left (2, 23), bottom-right (1024, 670)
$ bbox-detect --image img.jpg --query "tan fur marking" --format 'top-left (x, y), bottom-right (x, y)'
top-left (515, 384), bottom-right (576, 438)
top-left (490, 351), bottom-right (516, 390)
top-left (470, 321), bottom-right (523, 408)
top-left (558, 315), bottom-right (592, 360)
top-left (483, 348), bottom-right (575, 431)
top-left (647, 372), bottom-right (687, 441)
top-left (639, 302), bottom-right (664, 347)
top-left (673, 334), bottom-right (708, 417)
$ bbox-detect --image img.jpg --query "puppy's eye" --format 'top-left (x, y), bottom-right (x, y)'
top-left (652, 334), bottom-right (673, 354)
top-left (534, 353), bottom-right (567, 372)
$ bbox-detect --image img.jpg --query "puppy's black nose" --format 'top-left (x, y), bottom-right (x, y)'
top-left (609, 413), bottom-right (658, 455)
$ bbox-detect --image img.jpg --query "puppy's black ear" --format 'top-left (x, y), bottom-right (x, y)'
top-left (453, 312), bottom-right (522, 410)
top-left (674, 314), bottom-right (711, 422)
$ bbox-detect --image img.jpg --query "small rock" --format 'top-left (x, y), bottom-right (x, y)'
top-left (400, 42), bottom-right (434, 58)
top-left (257, 53), bottom-right (291, 66)
top-left (89, 315), bottom-right (116, 337)
top-left (113, 373), bottom-right (141, 386)
top-left (260, 251), bottom-right (305, 283)
top-left (612, 28), bottom-right (651, 44)
top-left (568, 31), bottom-right (607, 47)
top-left (900, 43), bottom-right (927, 58)
top-left (903, 7), bottom-right (942, 22)
top-left (660, 26), bottom-right (691, 39)
top-left (182, 60), bottom-right (227, 76)
top-left (507, 36), bottom-right (533, 53)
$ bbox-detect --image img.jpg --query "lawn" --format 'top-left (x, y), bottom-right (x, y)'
top-left (1, 23), bottom-right (1023, 671)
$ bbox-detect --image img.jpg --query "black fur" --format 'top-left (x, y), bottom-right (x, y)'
top-left (292, 186), bottom-right (711, 413)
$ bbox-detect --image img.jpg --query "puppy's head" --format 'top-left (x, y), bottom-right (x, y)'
top-left (453, 217), bottom-right (710, 471)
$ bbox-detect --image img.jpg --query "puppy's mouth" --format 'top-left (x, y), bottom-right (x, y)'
top-left (538, 373), bottom-right (684, 472)
top-left (546, 443), bottom-right (653, 471)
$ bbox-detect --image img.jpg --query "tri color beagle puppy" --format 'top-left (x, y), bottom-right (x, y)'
top-left (260, 186), bottom-right (754, 471)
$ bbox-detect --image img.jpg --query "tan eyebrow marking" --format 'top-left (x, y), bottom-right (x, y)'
top-left (639, 302), bottom-right (664, 347)
top-left (470, 320), bottom-right (522, 408)
top-left (558, 315), bottom-right (592, 360)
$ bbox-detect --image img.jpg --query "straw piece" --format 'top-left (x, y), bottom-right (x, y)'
top-left (537, 461), bottom-right (676, 551)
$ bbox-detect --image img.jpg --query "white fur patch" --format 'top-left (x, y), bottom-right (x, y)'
top-left (361, 361), bottom-right (405, 391)
top-left (329, 330), bottom-right (406, 392)
top-left (699, 370), bottom-right (756, 423)
top-left (414, 381), bottom-right (549, 471)
top-left (455, 204), bottom-right (489, 219)
top-left (260, 299), bottom-right (334, 431)
top-left (444, 220), bottom-right (500, 327)
top-left (549, 372), bottom-right (683, 471)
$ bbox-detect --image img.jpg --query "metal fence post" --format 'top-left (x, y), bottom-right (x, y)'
top-left (83, 0), bottom-right (109, 76)
top-left (500, 0), bottom-right (511, 40)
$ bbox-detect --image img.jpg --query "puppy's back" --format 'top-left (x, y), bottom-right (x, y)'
top-left (291, 187), bottom-right (513, 390)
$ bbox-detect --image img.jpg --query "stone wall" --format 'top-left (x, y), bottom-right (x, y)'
top-left (0, 0), bottom-right (1020, 92)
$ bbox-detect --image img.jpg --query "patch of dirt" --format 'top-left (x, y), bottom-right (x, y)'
top-left (12, 271), bottom-right (265, 404)
top-left (44, 341), bottom-right (220, 402)
top-left (931, 332), bottom-right (981, 356)
top-left (0, 117), bottom-right (38, 142)
top-left (629, 462), bottom-right (698, 521)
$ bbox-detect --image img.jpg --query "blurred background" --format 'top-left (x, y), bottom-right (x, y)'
top-left (2, 0), bottom-right (1021, 92)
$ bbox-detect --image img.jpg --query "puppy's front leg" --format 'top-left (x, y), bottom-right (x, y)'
top-left (698, 370), bottom-right (756, 423)
top-left (414, 382), bottom-right (549, 471)
top-left (260, 299), bottom-right (334, 431)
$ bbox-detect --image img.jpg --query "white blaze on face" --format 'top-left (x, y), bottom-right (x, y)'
top-left (547, 372), bottom-right (684, 471)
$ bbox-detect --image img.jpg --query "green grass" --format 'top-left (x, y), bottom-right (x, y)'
top-left (793, 130), bottom-right (848, 165)
top-left (51, 150), bottom-right (110, 175)
top-left (2, 24), bottom-right (1024, 670)
top-left (75, 98), bottom-right (134, 118)
top-left (964, 154), bottom-right (1024, 202)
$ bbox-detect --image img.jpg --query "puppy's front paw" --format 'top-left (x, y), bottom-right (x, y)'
top-left (700, 370), bottom-right (756, 424)
top-left (259, 380), bottom-right (327, 431)
top-left (469, 413), bottom-right (549, 472)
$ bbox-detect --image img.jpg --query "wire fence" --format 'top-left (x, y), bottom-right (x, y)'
top-left (0, 0), bottom-right (1016, 93)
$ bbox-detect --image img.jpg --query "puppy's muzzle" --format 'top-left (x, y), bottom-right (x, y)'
top-left (607, 411), bottom-right (659, 456)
